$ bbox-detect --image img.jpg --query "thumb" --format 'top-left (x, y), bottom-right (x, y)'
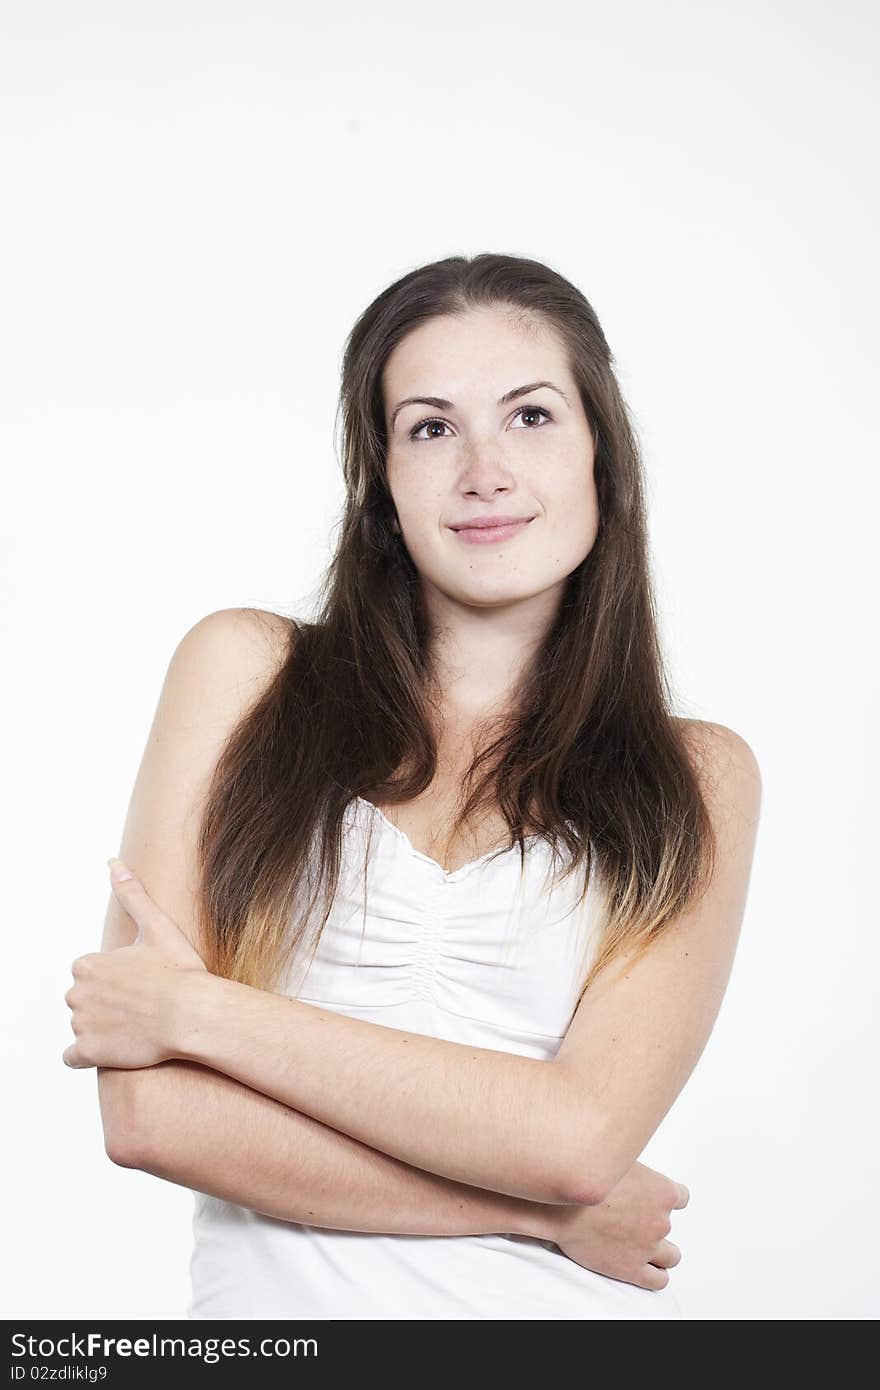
top-left (107, 857), bottom-right (170, 941)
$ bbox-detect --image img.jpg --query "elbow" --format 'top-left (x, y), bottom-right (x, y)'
top-left (559, 1151), bottom-right (616, 1208)
top-left (504, 1140), bottom-right (598, 1207)
top-left (106, 1133), bottom-right (146, 1169)
top-left (553, 1090), bottom-right (612, 1207)
top-left (558, 1142), bottom-right (622, 1207)
top-left (98, 1068), bottom-right (150, 1170)
top-left (555, 1153), bottom-right (610, 1206)
top-left (559, 1174), bottom-right (611, 1207)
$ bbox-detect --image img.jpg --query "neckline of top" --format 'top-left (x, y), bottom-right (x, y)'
top-left (353, 795), bottom-right (544, 883)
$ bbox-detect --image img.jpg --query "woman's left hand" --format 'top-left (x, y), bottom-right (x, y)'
top-left (63, 859), bottom-right (209, 1070)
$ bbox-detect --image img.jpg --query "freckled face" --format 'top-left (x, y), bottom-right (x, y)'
top-left (382, 306), bottom-right (599, 610)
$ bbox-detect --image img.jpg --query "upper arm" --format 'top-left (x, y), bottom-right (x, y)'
top-left (553, 721), bottom-right (762, 1204)
top-left (97, 605), bottom-right (292, 1162)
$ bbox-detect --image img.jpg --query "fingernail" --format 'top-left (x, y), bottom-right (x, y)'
top-left (108, 856), bottom-right (135, 882)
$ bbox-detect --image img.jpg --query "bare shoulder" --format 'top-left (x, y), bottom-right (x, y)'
top-left (173, 606), bottom-right (295, 694)
top-left (673, 716), bottom-right (762, 825)
top-left (97, 605), bottom-right (299, 1162)
top-left (100, 607), bottom-right (294, 960)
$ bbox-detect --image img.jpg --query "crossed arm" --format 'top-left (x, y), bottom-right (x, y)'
top-left (168, 976), bottom-right (594, 1206)
top-left (95, 611), bottom-right (760, 1237)
top-left (93, 610), bottom-right (573, 1241)
top-left (101, 1058), bottom-right (556, 1239)
top-left (104, 725), bottom-right (758, 1230)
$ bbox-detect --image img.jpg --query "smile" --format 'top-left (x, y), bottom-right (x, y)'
top-left (450, 518), bottom-right (535, 545)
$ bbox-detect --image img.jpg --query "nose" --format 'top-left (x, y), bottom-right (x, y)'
top-left (459, 438), bottom-right (516, 497)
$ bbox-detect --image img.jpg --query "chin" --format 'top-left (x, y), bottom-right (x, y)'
top-left (455, 581), bottom-right (542, 607)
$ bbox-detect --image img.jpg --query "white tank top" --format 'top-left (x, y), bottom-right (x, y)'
top-left (187, 795), bottom-right (684, 1320)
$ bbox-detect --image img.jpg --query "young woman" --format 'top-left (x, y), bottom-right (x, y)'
top-left (65, 253), bottom-right (761, 1320)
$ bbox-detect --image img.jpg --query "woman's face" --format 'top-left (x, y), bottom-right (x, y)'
top-left (382, 305), bottom-right (599, 615)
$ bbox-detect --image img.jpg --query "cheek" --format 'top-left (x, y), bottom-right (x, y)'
top-left (542, 472), bottom-right (599, 562)
top-left (387, 459), bottom-right (432, 518)
top-left (566, 479), bottom-right (598, 529)
top-left (391, 490), bottom-right (447, 569)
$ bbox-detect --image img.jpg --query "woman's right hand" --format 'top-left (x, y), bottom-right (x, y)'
top-left (544, 1161), bottom-right (689, 1290)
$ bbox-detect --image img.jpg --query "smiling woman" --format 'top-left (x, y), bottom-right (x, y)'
top-left (80, 252), bottom-right (760, 1322)
top-left (383, 311), bottom-right (599, 616)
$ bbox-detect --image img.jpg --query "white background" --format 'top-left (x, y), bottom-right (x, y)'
top-left (3, 0), bottom-right (877, 1321)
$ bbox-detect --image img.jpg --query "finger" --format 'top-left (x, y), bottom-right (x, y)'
top-left (107, 859), bottom-right (169, 936)
top-left (650, 1239), bottom-right (682, 1270)
top-left (640, 1263), bottom-right (670, 1290)
top-left (672, 1182), bottom-right (690, 1208)
top-left (63, 1044), bottom-right (82, 1068)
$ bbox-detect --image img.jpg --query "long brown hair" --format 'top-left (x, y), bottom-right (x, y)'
top-left (195, 252), bottom-right (716, 1003)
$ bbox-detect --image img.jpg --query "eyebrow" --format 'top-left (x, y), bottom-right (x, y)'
top-left (390, 380), bottom-right (573, 432)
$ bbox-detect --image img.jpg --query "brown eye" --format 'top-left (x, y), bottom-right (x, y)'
top-left (409, 418), bottom-right (452, 441)
top-left (510, 406), bottom-right (552, 429)
top-left (408, 405), bottom-right (553, 441)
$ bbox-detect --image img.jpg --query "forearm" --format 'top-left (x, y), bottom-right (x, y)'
top-left (108, 1060), bottom-right (566, 1238)
top-left (178, 974), bottom-right (594, 1205)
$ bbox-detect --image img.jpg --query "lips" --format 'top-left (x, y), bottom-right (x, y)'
top-left (450, 516), bottom-right (536, 546)
top-left (450, 515), bottom-right (536, 531)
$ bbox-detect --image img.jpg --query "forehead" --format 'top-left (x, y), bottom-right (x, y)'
top-left (382, 306), bottom-right (571, 400)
